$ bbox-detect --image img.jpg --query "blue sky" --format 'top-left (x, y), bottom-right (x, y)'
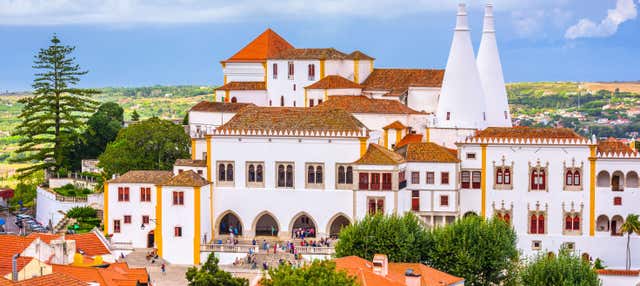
top-left (0, 0), bottom-right (639, 91)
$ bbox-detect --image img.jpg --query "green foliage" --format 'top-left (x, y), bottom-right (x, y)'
top-left (519, 250), bottom-right (599, 286)
top-left (11, 35), bottom-right (98, 177)
top-left (66, 206), bottom-right (97, 218)
top-left (53, 183), bottom-right (92, 197)
top-left (98, 117), bottom-right (190, 177)
top-left (334, 213), bottom-right (428, 262)
top-left (185, 253), bottom-right (248, 286)
top-left (182, 112), bottom-right (189, 125)
top-left (7, 170), bottom-right (43, 210)
top-left (131, 110), bottom-right (140, 121)
top-left (594, 258), bottom-right (606, 270)
top-left (620, 214), bottom-right (640, 270)
top-left (423, 216), bottom-right (519, 286)
top-left (260, 259), bottom-right (358, 286)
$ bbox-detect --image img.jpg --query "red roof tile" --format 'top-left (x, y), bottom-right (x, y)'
top-left (271, 48), bottom-right (347, 60)
top-left (108, 170), bottom-right (173, 185)
top-left (53, 263), bottom-right (149, 286)
top-left (354, 144), bottom-right (405, 165)
top-left (472, 127), bottom-right (584, 140)
top-left (0, 236), bottom-right (35, 257)
top-left (0, 256), bottom-right (32, 276)
top-left (597, 138), bottom-right (637, 155)
top-left (175, 159), bottom-right (207, 167)
top-left (346, 50), bottom-right (375, 60)
top-left (382, 121), bottom-right (406, 130)
top-left (189, 101), bottom-right (255, 113)
top-left (65, 233), bottom-right (110, 256)
top-left (14, 272), bottom-right (86, 286)
top-left (305, 75), bottom-right (362, 90)
top-left (163, 170), bottom-right (210, 187)
top-left (225, 29), bottom-right (294, 62)
top-left (214, 81), bottom-right (266, 91)
top-left (396, 142), bottom-right (460, 163)
top-left (316, 96), bottom-right (424, 115)
top-left (395, 134), bottom-right (423, 148)
top-left (362, 68), bottom-right (444, 96)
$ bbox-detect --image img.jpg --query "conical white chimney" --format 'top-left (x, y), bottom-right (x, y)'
top-left (436, 3), bottom-right (487, 130)
top-left (477, 4), bottom-right (512, 127)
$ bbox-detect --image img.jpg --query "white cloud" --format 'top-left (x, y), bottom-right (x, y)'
top-left (565, 0), bottom-right (637, 39)
top-left (0, 0), bottom-right (567, 26)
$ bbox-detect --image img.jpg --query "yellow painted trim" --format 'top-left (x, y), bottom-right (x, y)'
top-left (369, 59), bottom-right (373, 73)
top-left (359, 138), bottom-right (367, 156)
top-left (589, 145), bottom-right (596, 236)
top-left (324, 89), bottom-right (328, 102)
top-left (103, 182), bottom-right (109, 236)
top-left (395, 129), bottom-right (401, 146)
top-left (194, 186), bottom-right (202, 265)
top-left (224, 90), bottom-right (230, 102)
top-left (191, 139), bottom-right (196, 160)
top-left (354, 59), bottom-right (360, 84)
top-left (155, 185), bottom-right (163, 257)
top-left (221, 63), bottom-right (227, 84)
top-left (223, 75), bottom-right (227, 85)
top-left (320, 60), bottom-right (325, 79)
top-left (480, 144), bottom-right (487, 218)
top-left (383, 130), bottom-right (389, 148)
top-left (425, 128), bottom-right (430, 142)
top-left (206, 136), bottom-right (212, 181)
top-left (304, 89), bottom-right (308, 107)
top-left (262, 62), bottom-right (267, 85)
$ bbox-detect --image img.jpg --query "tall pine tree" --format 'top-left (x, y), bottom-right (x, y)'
top-left (12, 35), bottom-right (98, 177)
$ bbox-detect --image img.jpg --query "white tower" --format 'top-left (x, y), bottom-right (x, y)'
top-left (477, 4), bottom-right (512, 127)
top-left (435, 3), bottom-right (487, 130)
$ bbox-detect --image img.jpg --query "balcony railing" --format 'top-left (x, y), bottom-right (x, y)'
top-left (200, 244), bottom-right (334, 255)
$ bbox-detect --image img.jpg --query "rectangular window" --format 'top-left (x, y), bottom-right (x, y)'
top-left (309, 99), bottom-right (314, 107)
top-left (359, 173), bottom-right (369, 190)
top-left (273, 63), bottom-right (278, 79)
top-left (441, 172), bottom-right (449, 185)
top-left (318, 99), bottom-right (323, 105)
top-left (336, 164), bottom-right (353, 187)
top-left (117, 187), bottom-right (130, 202)
top-left (466, 153), bottom-right (476, 159)
top-left (174, 226), bottom-right (182, 237)
top-left (440, 195), bottom-right (449, 207)
top-left (411, 190), bottom-right (420, 211)
top-left (472, 171), bottom-right (481, 189)
top-left (113, 220), bottom-right (121, 233)
top-left (530, 168), bottom-right (547, 191)
top-left (123, 215), bottom-right (131, 224)
top-left (308, 64), bottom-right (315, 80)
top-left (288, 61), bottom-right (294, 80)
top-left (461, 171), bottom-right (470, 189)
top-left (367, 197), bottom-right (385, 215)
top-left (370, 173), bottom-right (381, 190)
top-left (172, 191), bottom-right (184, 205)
top-left (446, 112), bottom-right (451, 120)
top-left (532, 240), bottom-right (542, 250)
top-left (197, 170), bottom-right (203, 175)
top-left (247, 162), bottom-right (265, 187)
top-left (142, 215), bottom-right (150, 224)
top-left (217, 161), bottom-right (235, 184)
top-left (614, 197), bottom-right (622, 205)
top-left (382, 173), bottom-right (392, 190)
top-left (140, 187), bottom-right (151, 202)
top-left (426, 172), bottom-right (435, 184)
top-left (411, 172), bottom-right (420, 184)
top-left (306, 163), bottom-right (324, 188)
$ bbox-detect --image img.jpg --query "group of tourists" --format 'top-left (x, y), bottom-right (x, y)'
top-left (292, 227), bottom-right (315, 239)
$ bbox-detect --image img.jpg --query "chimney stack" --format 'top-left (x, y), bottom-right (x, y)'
top-left (435, 3), bottom-right (488, 130)
top-left (404, 269), bottom-right (422, 286)
top-left (372, 254), bottom-right (389, 277)
top-left (477, 3), bottom-right (512, 127)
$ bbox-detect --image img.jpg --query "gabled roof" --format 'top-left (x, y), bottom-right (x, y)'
top-left (361, 68), bottom-right (444, 96)
top-left (175, 159), bottom-right (207, 167)
top-left (305, 75), bottom-right (362, 90)
top-left (396, 142), bottom-right (460, 163)
top-left (66, 233), bottom-right (111, 256)
top-left (217, 106), bottom-right (367, 134)
top-left (108, 170), bottom-right (173, 185)
top-left (0, 236), bottom-right (35, 257)
top-left (316, 96), bottom-right (424, 115)
top-left (395, 134), bottom-right (423, 148)
top-left (597, 138), bottom-right (637, 155)
top-left (164, 170), bottom-right (210, 187)
top-left (346, 50), bottom-right (375, 60)
top-left (13, 272), bottom-right (87, 286)
top-left (354, 144), bottom-right (405, 165)
top-left (0, 256), bottom-right (32, 276)
top-left (225, 29), bottom-right (294, 62)
top-left (271, 48), bottom-right (348, 60)
top-left (53, 263), bottom-right (149, 286)
top-left (189, 101), bottom-right (255, 113)
top-left (472, 127), bottom-right (583, 140)
top-left (214, 81), bottom-right (266, 91)
top-left (382, 121), bottom-right (406, 130)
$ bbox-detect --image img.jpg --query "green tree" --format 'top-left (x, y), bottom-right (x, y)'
top-left (182, 112), bottom-right (189, 125)
top-left (260, 260), bottom-right (358, 286)
top-left (131, 110), bottom-right (140, 121)
top-left (334, 213), bottom-right (428, 262)
top-left (620, 214), bottom-right (640, 270)
top-left (519, 249), bottom-right (599, 286)
top-left (423, 216), bottom-right (519, 286)
top-left (76, 102), bottom-right (123, 164)
top-left (12, 35), bottom-right (97, 177)
top-left (98, 117), bottom-right (190, 177)
top-left (185, 254), bottom-right (248, 286)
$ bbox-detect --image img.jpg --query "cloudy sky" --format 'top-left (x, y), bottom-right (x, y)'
top-left (0, 0), bottom-right (638, 91)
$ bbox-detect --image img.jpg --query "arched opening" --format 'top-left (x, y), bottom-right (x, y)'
top-left (231, 96), bottom-right (237, 103)
top-left (626, 171), bottom-right (639, 188)
top-left (218, 212), bottom-right (243, 235)
top-left (254, 212), bottom-right (279, 237)
top-left (612, 171), bottom-right (624, 191)
top-left (597, 171), bottom-right (610, 187)
top-left (611, 215), bottom-right (624, 236)
top-left (463, 211), bottom-right (478, 218)
top-left (290, 213), bottom-right (317, 238)
top-left (596, 215), bottom-right (610, 232)
top-left (327, 214), bottom-right (351, 238)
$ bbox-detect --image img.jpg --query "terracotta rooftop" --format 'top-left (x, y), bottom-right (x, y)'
top-left (597, 138), bottom-right (637, 155)
top-left (13, 272), bottom-right (87, 286)
top-left (316, 96), bottom-right (424, 115)
top-left (472, 127), bottom-right (584, 140)
top-left (53, 263), bottom-right (149, 286)
top-left (346, 50), bottom-right (375, 60)
top-left (0, 256), bottom-right (32, 276)
top-left (66, 233), bottom-right (110, 256)
top-left (305, 75), bottom-right (362, 90)
top-left (271, 48), bottom-right (348, 60)
top-left (354, 144), bottom-right (405, 165)
top-left (175, 159), bottom-right (207, 167)
top-left (383, 121), bottom-right (406, 130)
top-left (597, 269), bottom-right (640, 276)
top-left (217, 106), bottom-right (367, 134)
top-left (361, 68), bottom-right (444, 96)
top-left (108, 170), bottom-right (173, 185)
top-left (0, 236), bottom-right (35, 257)
top-left (225, 28), bottom-right (294, 62)
top-left (396, 142), bottom-right (460, 163)
top-left (189, 101), bottom-right (255, 113)
top-left (214, 81), bottom-right (266, 91)
top-left (395, 134), bottom-right (423, 148)
top-left (164, 170), bottom-right (210, 187)
top-left (27, 233), bottom-right (59, 244)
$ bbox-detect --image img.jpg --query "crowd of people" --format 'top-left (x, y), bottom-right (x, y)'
top-left (292, 227), bottom-right (315, 239)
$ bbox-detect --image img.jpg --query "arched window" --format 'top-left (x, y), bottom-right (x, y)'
top-left (286, 165), bottom-right (293, 187)
top-left (280, 96), bottom-right (285, 107)
top-left (231, 97), bottom-right (237, 103)
top-left (316, 166), bottom-right (323, 184)
top-left (346, 167), bottom-right (353, 184)
top-left (538, 214), bottom-right (545, 234)
top-left (540, 169), bottom-right (546, 189)
top-left (531, 170), bottom-right (538, 190)
top-left (248, 165), bottom-right (255, 182)
top-left (504, 168), bottom-right (511, 184)
top-left (278, 165), bottom-right (285, 187)
top-left (218, 163), bottom-right (226, 181)
top-left (338, 166), bottom-right (346, 184)
top-left (226, 164), bottom-right (234, 181)
top-left (530, 214), bottom-right (538, 234)
top-left (256, 165), bottom-right (263, 182)
top-left (308, 166), bottom-right (315, 184)
top-left (565, 215), bottom-right (573, 230)
top-left (573, 216), bottom-right (580, 231)
top-left (566, 170), bottom-right (573, 186)
top-left (573, 171), bottom-right (581, 186)
top-left (496, 168), bottom-right (503, 184)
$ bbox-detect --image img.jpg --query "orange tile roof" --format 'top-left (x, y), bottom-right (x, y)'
top-left (271, 48), bottom-right (348, 60)
top-left (108, 170), bottom-right (173, 185)
top-left (14, 272), bottom-right (86, 286)
top-left (354, 144), bottom-right (405, 165)
top-left (0, 256), bottom-right (32, 276)
top-left (53, 263), bottom-right (149, 286)
top-left (389, 263), bottom-right (465, 286)
top-left (597, 138), bottom-right (637, 155)
top-left (317, 96), bottom-right (424, 115)
top-left (51, 265), bottom-right (106, 285)
top-left (217, 106), bottom-right (367, 134)
top-left (382, 121), bottom-right (406, 130)
top-left (395, 134), bottom-right (423, 148)
top-left (396, 142), bottom-right (460, 163)
top-left (597, 269), bottom-right (640, 276)
top-left (175, 159), bottom-right (207, 167)
top-left (472, 127), bottom-right (584, 140)
top-left (214, 81), bottom-right (266, 91)
top-left (189, 101), bottom-right (255, 113)
top-left (163, 170), bottom-right (210, 187)
top-left (305, 75), bottom-right (362, 90)
top-left (27, 233), bottom-right (59, 244)
top-left (0, 236), bottom-right (35, 257)
top-left (362, 68), bottom-right (444, 96)
top-left (65, 233), bottom-right (110, 256)
top-left (225, 29), bottom-right (294, 62)
top-left (346, 50), bottom-right (375, 60)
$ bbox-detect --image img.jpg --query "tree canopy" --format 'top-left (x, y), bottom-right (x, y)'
top-left (519, 249), bottom-right (599, 286)
top-left (185, 254), bottom-right (248, 286)
top-left (67, 102), bottom-right (123, 169)
top-left (260, 260), bottom-right (358, 286)
top-left (98, 117), bottom-right (190, 177)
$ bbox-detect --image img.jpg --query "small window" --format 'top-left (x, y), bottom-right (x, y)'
top-left (446, 112), bottom-right (451, 120)
top-left (504, 111), bottom-right (508, 120)
top-left (117, 187), bottom-right (130, 202)
top-left (123, 215), bottom-right (132, 224)
top-left (306, 163), bottom-right (324, 188)
top-left (277, 163), bottom-right (294, 188)
top-left (426, 172), bottom-right (435, 184)
top-left (411, 172), bottom-right (420, 184)
top-left (483, 112), bottom-right (486, 121)
top-left (382, 173), bottom-right (392, 190)
top-left (309, 99), bottom-right (314, 107)
top-left (411, 190), bottom-right (420, 211)
top-left (280, 96), bottom-right (285, 107)
top-left (562, 242), bottom-right (575, 251)
top-left (231, 97), bottom-right (237, 103)
top-left (247, 162), bottom-right (265, 187)
top-left (174, 226), bottom-right (183, 237)
top-left (318, 99), bottom-right (323, 105)
top-left (140, 187), bottom-right (151, 202)
top-left (440, 195), bottom-right (449, 207)
top-left (461, 171), bottom-right (470, 189)
top-left (273, 63), bottom-right (278, 79)
top-left (288, 61), bottom-right (294, 80)
top-left (466, 153), bottom-right (476, 159)
top-left (532, 240), bottom-right (542, 250)
top-left (113, 220), bottom-right (121, 233)
top-left (614, 196), bottom-right (622, 205)
top-left (308, 64), bottom-right (315, 81)
top-left (441, 172), bottom-right (449, 185)
top-left (472, 171), bottom-right (481, 189)
top-left (217, 161), bottom-right (235, 185)
top-left (367, 197), bottom-right (385, 215)
top-left (172, 191), bottom-right (184, 205)
top-left (142, 215), bottom-right (150, 224)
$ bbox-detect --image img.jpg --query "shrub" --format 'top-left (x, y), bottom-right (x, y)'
top-left (67, 206), bottom-right (97, 219)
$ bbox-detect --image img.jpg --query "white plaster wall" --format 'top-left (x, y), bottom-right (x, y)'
top-left (407, 87), bottom-right (440, 114)
top-left (595, 159), bottom-right (640, 223)
top-left (189, 111), bottom-right (238, 138)
top-left (162, 186), bottom-right (196, 265)
top-left (107, 183), bottom-right (157, 248)
top-left (173, 166), bottom-right (206, 177)
top-left (224, 62), bottom-right (265, 83)
top-left (36, 187), bottom-right (89, 227)
top-left (266, 60), bottom-right (320, 107)
top-left (227, 90), bottom-right (268, 106)
top-left (356, 60), bottom-right (372, 84)
top-left (324, 60), bottom-right (355, 80)
top-left (194, 139), bottom-right (207, 160)
top-left (599, 273), bottom-right (640, 286)
top-left (427, 128), bottom-right (476, 148)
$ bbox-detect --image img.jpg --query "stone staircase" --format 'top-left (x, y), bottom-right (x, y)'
top-left (52, 211), bottom-right (74, 234)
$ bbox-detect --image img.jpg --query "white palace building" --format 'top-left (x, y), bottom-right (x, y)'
top-left (104, 3), bottom-right (640, 269)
